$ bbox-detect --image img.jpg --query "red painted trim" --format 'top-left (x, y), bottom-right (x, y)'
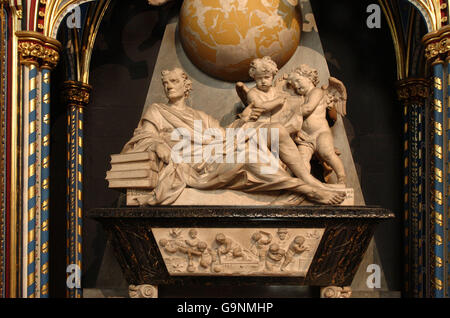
top-left (28, 0), bottom-right (37, 31)
top-left (37, 7), bottom-right (45, 34)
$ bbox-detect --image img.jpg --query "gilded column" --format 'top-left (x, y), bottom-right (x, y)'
top-left (17, 31), bottom-right (60, 298)
top-left (39, 41), bottom-right (59, 299)
top-left (447, 53), bottom-right (450, 298)
top-left (61, 81), bottom-right (91, 298)
top-left (397, 79), bottom-right (429, 298)
top-left (423, 25), bottom-right (450, 298)
top-left (27, 63), bottom-right (38, 298)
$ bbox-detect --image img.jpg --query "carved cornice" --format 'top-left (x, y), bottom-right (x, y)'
top-left (16, 31), bottom-right (61, 69)
top-left (423, 25), bottom-right (450, 61)
top-left (396, 78), bottom-right (429, 102)
top-left (61, 81), bottom-right (92, 108)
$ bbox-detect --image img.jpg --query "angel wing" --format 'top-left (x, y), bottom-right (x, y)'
top-left (323, 77), bottom-right (347, 116)
top-left (235, 82), bottom-right (250, 106)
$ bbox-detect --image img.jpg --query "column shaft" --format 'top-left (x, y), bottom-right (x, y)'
top-left (17, 31), bottom-right (61, 298)
top-left (40, 68), bottom-right (50, 298)
top-left (431, 62), bottom-right (445, 298)
top-left (26, 64), bottom-right (37, 298)
top-left (397, 78), bottom-right (428, 297)
top-left (62, 81), bottom-right (90, 299)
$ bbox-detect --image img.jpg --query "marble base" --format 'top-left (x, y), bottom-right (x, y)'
top-left (87, 206), bottom-right (393, 288)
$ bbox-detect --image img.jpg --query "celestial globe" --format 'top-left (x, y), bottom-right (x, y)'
top-left (179, 0), bottom-right (302, 82)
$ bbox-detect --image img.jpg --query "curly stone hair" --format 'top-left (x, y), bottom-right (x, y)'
top-left (289, 64), bottom-right (320, 87)
top-left (161, 68), bottom-right (193, 97)
top-left (248, 56), bottom-right (278, 79)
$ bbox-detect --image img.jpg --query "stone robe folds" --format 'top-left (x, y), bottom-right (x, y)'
top-left (121, 103), bottom-right (307, 205)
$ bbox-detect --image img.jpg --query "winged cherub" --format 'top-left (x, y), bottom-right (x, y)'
top-left (234, 57), bottom-right (345, 190)
top-left (286, 65), bottom-right (347, 185)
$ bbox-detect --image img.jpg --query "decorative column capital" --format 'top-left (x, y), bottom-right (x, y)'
top-left (16, 31), bottom-right (62, 69)
top-left (423, 25), bottom-right (450, 63)
top-left (61, 81), bottom-right (92, 108)
top-left (396, 78), bottom-right (429, 103)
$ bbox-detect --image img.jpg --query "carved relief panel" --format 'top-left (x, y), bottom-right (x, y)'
top-left (152, 228), bottom-right (325, 276)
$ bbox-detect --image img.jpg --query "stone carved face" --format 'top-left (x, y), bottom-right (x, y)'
top-left (162, 70), bottom-right (187, 102)
top-left (294, 235), bottom-right (305, 246)
top-left (288, 73), bottom-right (313, 96)
top-left (216, 233), bottom-right (226, 244)
top-left (277, 229), bottom-right (288, 240)
top-left (189, 229), bottom-right (198, 239)
top-left (254, 73), bottom-right (274, 92)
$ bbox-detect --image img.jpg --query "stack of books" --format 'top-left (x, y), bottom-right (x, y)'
top-left (106, 152), bottom-right (159, 189)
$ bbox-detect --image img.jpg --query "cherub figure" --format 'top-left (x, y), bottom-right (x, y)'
top-left (250, 230), bottom-right (273, 261)
top-left (274, 228), bottom-right (291, 250)
top-left (280, 235), bottom-right (308, 271)
top-left (236, 56), bottom-right (288, 123)
top-left (196, 241), bottom-right (221, 272)
top-left (185, 229), bottom-right (200, 248)
top-left (286, 65), bottom-right (347, 184)
top-left (158, 238), bottom-right (179, 254)
top-left (265, 243), bottom-right (285, 271)
top-left (215, 233), bottom-right (243, 259)
top-left (235, 57), bottom-right (345, 191)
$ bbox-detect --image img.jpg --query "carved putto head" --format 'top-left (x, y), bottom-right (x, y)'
top-left (215, 233), bottom-right (226, 244)
top-left (249, 56), bottom-right (278, 79)
top-left (197, 241), bottom-right (207, 252)
top-left (161, 68), bottom-right (193, 97)
top-left (288, 64), bottom-right (320, 87)
top-left (188, 228), bottom-right (198, 238)
top-left (293, 235), bottom-right (306, 246)
top-left (277, 228), bottom-right (288, 240)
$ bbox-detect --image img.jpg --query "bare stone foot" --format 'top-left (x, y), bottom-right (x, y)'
top-left (307, 189), bottom-right (346, 205)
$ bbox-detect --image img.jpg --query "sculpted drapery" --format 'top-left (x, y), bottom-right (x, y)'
top-left (122, 102), bottom-right (307, 205)
top-left (118, 68), bottom-right (345, 206)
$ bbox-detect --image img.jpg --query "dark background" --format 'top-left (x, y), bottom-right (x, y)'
top-left (49, 0), bottom-right (407, 297)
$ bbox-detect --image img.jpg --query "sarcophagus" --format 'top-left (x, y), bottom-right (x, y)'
top-left (87, 206), bottom-right (393, 297)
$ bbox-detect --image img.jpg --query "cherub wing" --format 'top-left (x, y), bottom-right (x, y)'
top-left (235, 81), bottom-right (250, 106)
top-left (325, 77), bottom-right (347, 116)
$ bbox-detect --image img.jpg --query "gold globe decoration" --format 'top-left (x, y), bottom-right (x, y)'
top-left (179, 0), bottom-right (302, 82)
